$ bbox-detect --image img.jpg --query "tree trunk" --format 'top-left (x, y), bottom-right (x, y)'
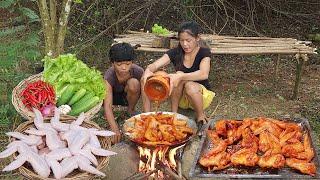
top-left (37, 0), bottom-right (72, 58)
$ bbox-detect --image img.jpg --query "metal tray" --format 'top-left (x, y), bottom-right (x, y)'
top-left (189, 117), bottom-right (320, 179)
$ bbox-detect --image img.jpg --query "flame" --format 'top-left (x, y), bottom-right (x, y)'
top-left (138, 145), bottom-right (184, 178)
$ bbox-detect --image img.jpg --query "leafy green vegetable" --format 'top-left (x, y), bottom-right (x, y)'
top-left (152, 24), bottom-right (170, 36)
top-left (42, 54), bottom-right (106, 101)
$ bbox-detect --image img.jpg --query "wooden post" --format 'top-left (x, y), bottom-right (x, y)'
top-left (292, 54), bottom-right (308, 100)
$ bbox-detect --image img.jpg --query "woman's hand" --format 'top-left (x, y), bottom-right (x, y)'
top-left (141, 68), bottom-right (154, 86)
top-left (168, 72), bottom-right (183, 95)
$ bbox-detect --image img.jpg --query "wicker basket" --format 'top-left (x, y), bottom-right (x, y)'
top-left (12, 73), bottom-right (103, 120)
top-left (11, 117), bottom-right (113, 180)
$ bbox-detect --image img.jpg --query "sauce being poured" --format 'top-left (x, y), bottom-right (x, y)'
top-left (144, 71), bottom-right (170, 112)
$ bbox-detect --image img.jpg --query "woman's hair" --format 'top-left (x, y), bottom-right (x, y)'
top-left (175, 21), bottom-right (210, 69)
top-left (109, 42), bottom-right (135, 63)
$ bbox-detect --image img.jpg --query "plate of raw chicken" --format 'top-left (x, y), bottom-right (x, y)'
top-left (0, 108), bottom-right (116, 179)
top-left (189, 117), bottom-right (320, 179)
top-left (123, 112), bottom-right (197, 147)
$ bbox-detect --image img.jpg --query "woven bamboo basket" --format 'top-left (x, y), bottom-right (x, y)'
top-left (12, 73), bottom-right (103, 120)
top-left (11, 117), bottom-right (113, 180)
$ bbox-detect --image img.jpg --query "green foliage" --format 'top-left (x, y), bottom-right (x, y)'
top-left (151, 24), bottom-right (170, 36)
top-left (0, 0), bottom-right (15, 8)
top-left (0, 25), bottom-right (26, 37)
top-left (73, 0), bottom-right (83, 4)
top-left (18, 7), bottom-right (40, 23)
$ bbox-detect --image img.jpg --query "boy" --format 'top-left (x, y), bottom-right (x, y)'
top-left (104, 43), bottom-right (144, 143)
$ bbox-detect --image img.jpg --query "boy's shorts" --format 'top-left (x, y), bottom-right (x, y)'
top-left (178, 85), bottom-right (215, 110)
top-left (113, 92), bottom-right (128, 106)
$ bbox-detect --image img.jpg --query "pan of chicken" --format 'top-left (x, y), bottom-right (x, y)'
top-left (123, 112), bottom-right (197, 148)
top-left (189, 117), bottom-right (320, 179)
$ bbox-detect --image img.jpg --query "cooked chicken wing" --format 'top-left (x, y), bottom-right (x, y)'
top-left (205, 130), bottom-right (228, 157)
top-left (253, 121), bottom-right (282, 138)
top-left (259, 131), bottom-right (270, 152)
top-left (258, 150), bottom-right (285, 169)
top-left (158, 125), bottom-right (175, 142)
top-left (281, 141), bottom-right (304, 157)
top-left (215, 120), bottom-right (227, 137)
top-left (199, 151), bottom-right (231, 170)
top-left (286, 158), bottom-right (316, 176)
top-left (291, 133), bottom-right (314, 162)
top-left (225, 120), bottom-right (243, 145)
top-left (230, 148), bottom-right (259, 167)
top-left (144, 118), bottom-right (162, 142)
top-left (267, 133), bottom-right (282, 154)
top-left (280, 130), bottom-right (297, 146)
top-left (241, 128), bottom-right (259, 153)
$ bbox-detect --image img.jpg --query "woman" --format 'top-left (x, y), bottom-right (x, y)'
top-left (142, 21), bottom-right (215, 125)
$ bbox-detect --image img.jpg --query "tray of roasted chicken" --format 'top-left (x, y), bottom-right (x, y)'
top-left (123, 112), bottom-right (198, 147)
top-left (189, 117), bottom-right (320, 179)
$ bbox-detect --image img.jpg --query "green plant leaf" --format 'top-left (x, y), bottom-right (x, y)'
top-left (18, 7), bottom-right (40, 22)
top-left (0, 0), bottom-right (15, 8)
top-left (0, 25), bottom-right (26, 37)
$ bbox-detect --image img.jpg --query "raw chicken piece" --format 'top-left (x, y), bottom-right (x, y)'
top-left (30, 145), bottom-right (38, 153)
top-left (90, 129), bottom-right (115, 137)
top-left (60, 129), bottom-right (78, 147)
top-left (69, 130), bottom-right (90, 154)
top-left (33, 108), bottom-right (57, 132)
top-left (79, 149), bottom-right (98, 166)
top-left (76, 155), bottom-right (106, 176)
top-left (25, 128), bottom-right (46, 136)
top-left (85, 144), bottom-right (117, 157)
top-left (89, 132), bottom-right (101, 148)
top-left (43, 123), bottom-right (58, 133)
top-left (33, 108), bottom-right (44, 129)
top-left (71, 112), bottom-right (86, 126)
top-left (24, 147), bottom-right (51, 177)
top-left (47, 148), bottom-right (72, 161)
top-left (50, 107), bottom-right (70, 132)
top-left (3, 141), bottom-right (50, 178)
top-left (38, 147), bottom-right (50, 155)
top-left (0, 145), bottom-right (18, 158)
top-left (6, 132), bottom-right (42, 146)
top-left (6, 141), bottom-right (31, 154)
top-left (45, 129), bottom-right (66, 150)
top-left (60, 156), bottom-right (78, 178)
top-left (37, 136), bottom-right (46, 149)
top-left (2, 154), bottom-right (27, 171)
top-left (45, 156), bottom-right (63, 179)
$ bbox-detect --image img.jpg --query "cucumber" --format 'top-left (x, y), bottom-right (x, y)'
top-left (69, 96), bottom-right (100, 116)
top-left (57, 84), bottom-right (77, 106)
top-left (68, 88), bottom-right (87, 105)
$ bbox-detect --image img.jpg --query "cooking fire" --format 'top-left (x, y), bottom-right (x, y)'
top-left (137, 144), bottom-right (185, 179)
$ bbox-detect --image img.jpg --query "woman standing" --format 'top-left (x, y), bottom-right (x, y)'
top-left (142, 21), bottom-right (215, 125)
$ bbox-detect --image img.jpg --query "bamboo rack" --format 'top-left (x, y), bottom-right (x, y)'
top-left (113, 31), bottom-right (316, 55)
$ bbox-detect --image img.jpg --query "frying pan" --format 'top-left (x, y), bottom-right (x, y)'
top-left (123, 112), bottom-right (198, 148)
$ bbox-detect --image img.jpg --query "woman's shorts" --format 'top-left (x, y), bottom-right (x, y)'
top-left (178, 84), bottom-right (215, 110)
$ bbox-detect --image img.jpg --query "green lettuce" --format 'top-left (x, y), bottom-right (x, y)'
top-left (42, 54), bottom-right (106, 100)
